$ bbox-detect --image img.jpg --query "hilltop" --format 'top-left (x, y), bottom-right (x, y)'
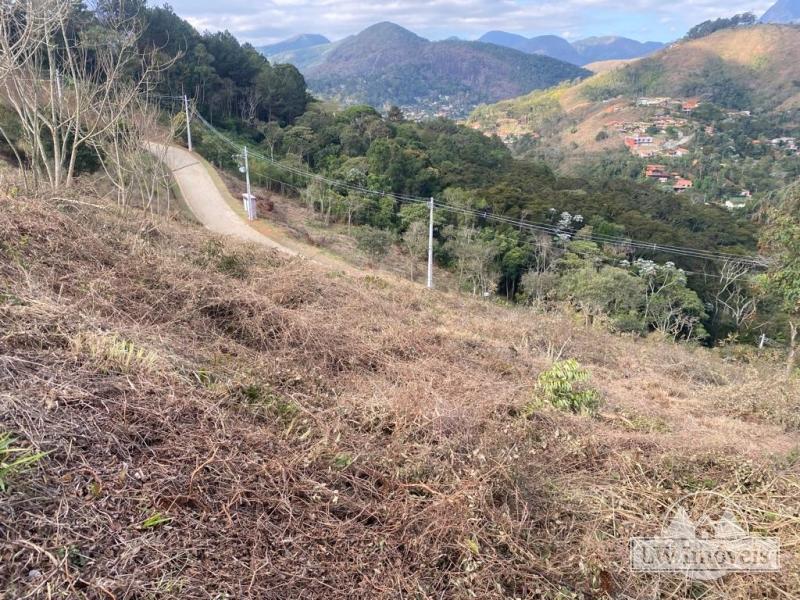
top-left (479, 32), bottom-right (585, 64)
top-left (2, 178), bottom-right (799, 598)
top-left (268, 22), bottom-right (589, 119)
top-left (259, 33), bottom-right (330, 56)
top-left (762, 0), bottom-right (800, 23)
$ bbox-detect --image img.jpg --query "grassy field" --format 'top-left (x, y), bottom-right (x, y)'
top-left (1, 184), bottom-right (799, 598)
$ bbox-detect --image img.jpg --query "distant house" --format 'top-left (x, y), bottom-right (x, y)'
top-left (770, 137), bottom-right (798, 151)
top-left (646, 164), bottom-right (670, 179)
top-left (724, 198), bottom-right (747, 210)
top-left (637, 97), bottom-right (671, 107)
top-left (624, 135), bottom-right (654, 146)
top-left (673, 178), bottom-right (693, 193)
top-left (669, 148), bottom-right (690, 158)
top-left (682, 99), bottom-right (701, 113)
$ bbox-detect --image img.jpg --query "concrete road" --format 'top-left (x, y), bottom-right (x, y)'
top-left (152, 143), bottom-right (298, 256)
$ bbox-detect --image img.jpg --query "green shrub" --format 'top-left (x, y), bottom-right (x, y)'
top-left (527, 359), bottom-right (601, 415)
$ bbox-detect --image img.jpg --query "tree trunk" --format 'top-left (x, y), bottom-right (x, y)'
top-left (788, 319), bottom-right (798, 380)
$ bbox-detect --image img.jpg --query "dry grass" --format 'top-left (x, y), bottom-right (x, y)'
top-left (1, 186), bottom-right (799, 599)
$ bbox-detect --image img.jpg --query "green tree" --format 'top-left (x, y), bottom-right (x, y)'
top-left (355, 226), bottom-right (394, 265)
top-left (761, 184), bottom-right (800, 377)
top-left (634, 260), bottom-right (708, 341)
top-left (558, 265), bottom-right (644, 326)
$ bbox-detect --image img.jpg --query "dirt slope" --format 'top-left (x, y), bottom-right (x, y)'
top-left (1, 190), bottom-right (799, 598)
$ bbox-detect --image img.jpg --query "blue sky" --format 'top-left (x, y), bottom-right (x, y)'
top-left (167, 0), bottom-right (776, 45)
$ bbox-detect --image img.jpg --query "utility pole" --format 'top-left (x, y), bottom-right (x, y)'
top-left (243, 146), bottom-right (256, 221)
top-left (184, 94), bottom-right (193, 152)
top-left (244, 145), bottom-right (252, 202)
top-left (427, 197), bottom-right (434, 289)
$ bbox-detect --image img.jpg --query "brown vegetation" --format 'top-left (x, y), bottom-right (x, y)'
top-left (1, 185), bottom-right (799, 598)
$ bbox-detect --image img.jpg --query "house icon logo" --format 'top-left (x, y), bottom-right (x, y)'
top-left (630, 493), bottom-right (780, 581)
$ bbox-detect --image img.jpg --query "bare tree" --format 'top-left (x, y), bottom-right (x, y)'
top-left (0, 0), bottom-right (169, 191)
top-left (713, 260), bottom-right (758, 330)
top-left (99, 99), bottom-right (177, 211)
top-left (402, 220), bottom-right (428, 282)
top-left (444, 226), bottom-right (499, 297)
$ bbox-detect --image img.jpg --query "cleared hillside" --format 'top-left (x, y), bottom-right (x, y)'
top-left (1, 181), bottom-right (799, 598)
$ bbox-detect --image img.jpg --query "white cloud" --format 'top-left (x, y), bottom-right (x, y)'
top-left (169, 0), bottom-right (777, 45)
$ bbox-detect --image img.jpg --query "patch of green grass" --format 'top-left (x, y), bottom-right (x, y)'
top-left (192, 368), bottom-right (218, 387)
top-left (0, 433), bottom-right (47, 492)
top-left (615, 411), bottom-right (670, 433)
top-left (0, 290), bottom-right (25, 306)
top-left (362, 275), bottom-right (389, 289)
top-left (332, 453), bottom-right (354, 470)
top-left (56, 545), bottom-right (90, 569)
top-left (139, 512), bottom-right (171, 529)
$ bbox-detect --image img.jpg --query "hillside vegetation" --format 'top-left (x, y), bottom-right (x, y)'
top-left (468, 25), bottom-right (800, 190)
top-left (471, 25), bottom-right (800, 137)
top-left (2, 185), bottom-right (800, 598)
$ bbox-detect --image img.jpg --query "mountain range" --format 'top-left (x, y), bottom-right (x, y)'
top-left (261, 22), bottom-right (589, 117)
top-left (261, 28), bottom-right (664, 70)
top-left (478, 32), bottom-right (664, 65)
top-left (761, 0), bottom-right (800, 23)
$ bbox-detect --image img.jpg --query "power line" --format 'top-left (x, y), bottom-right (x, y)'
top-left (188, 107), bottom-right (769, 268)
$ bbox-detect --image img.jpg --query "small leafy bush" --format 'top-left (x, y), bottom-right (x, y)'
top-left (528, 359), bottom-right (601, 415)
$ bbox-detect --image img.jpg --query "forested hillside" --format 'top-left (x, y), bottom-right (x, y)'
top-left (302, 22), bottom-right (590, 118)
top-left (137, 7), bottom-right (775, 345)
top-left (140, 5), bottom-right (310, 125)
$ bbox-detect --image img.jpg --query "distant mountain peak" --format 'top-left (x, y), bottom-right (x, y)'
top-left (259, 33), bottom-right (330, 56)
top-left (358, 22), bottom-right (426, 41)
top-left (479, 31), bottom-right (530, 50)
top-left (761, 0), bottom-right (800, 23)
top-left (305, 24), bottom-right (589, 118)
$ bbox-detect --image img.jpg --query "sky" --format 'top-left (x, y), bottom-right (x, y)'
top-left (168, 0), bottom-right (777, 46)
